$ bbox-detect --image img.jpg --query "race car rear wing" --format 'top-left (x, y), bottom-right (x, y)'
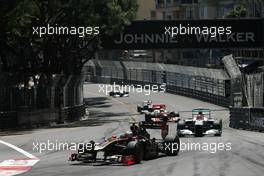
top-left (141, 122), bottom-right (163, 129)
top-left (141, 122), bottom-right (168, 129)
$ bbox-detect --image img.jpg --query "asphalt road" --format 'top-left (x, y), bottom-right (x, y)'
top-left (1, 83), bottom-right (264, 176)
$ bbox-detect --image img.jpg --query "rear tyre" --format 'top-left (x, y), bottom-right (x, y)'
top-left (145, 114), bottom-right (152, 123)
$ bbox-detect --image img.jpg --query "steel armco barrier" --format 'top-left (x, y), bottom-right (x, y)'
top-left (83, 60), bottom-right (231, 107)
top-left (229, 107), bottom-right (264, 131)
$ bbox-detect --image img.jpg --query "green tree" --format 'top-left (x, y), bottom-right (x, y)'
top-left (0, 0), bottom-right (138, 111)
top-left (225, 4), bottom-right (247, 18)
top-left (1, 0), bottom-right (138, 74)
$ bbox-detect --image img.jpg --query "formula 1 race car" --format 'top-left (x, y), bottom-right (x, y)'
top-left (137, 100), bottom-right (152, 113)
top-left (144, 111), bottom-right (180, 125)
top-left (69, 123), bottom-right (180, 165)
top-left (177, 108), bottom-right (222, 137)
top-left (109, 91), bottom-right (129, 98)
top-left (137, 101), bottom-right (166, 114)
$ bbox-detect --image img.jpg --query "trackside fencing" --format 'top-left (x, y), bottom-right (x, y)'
top-left (223, 55), bottom-right (264, 132)
top-left (0, 74), bottom-right (85, 130)
top-left (83, 60), bottom-right (231, 107)
top-left (0, 112), bottom-right (17, 130)
top-left (246, 72), bottom-right (264, 107)
top-left (229, 107), bottom-right (264, 131)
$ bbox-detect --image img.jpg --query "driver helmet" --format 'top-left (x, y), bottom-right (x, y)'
top-left (160, 109), bottom-right (167, 113)
top-left (171, 111), bottom-right (180, 117)
top-left (196, 111), bottom-right (204, 120)
top-left (121, 131), bottom-right (133, 138)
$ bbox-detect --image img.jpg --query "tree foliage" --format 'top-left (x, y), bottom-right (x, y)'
top-left (225, 4), bottom-right (247, 18)
top-left (0, 0), bottom-right (138, 74)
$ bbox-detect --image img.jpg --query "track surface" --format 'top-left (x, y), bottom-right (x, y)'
top-left (1, 83), bottom-right (264, 176)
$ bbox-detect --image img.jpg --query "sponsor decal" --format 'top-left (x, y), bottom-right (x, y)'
top-left (102, 19), bottom-right (264, 49)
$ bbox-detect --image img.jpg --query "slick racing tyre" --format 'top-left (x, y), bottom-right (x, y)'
top-left (124, 141), bottom-right (144, 164)
top-left (177, 121), bottom-right (185, 137)
top-left (145, 114), bottom-right (152, 123)
top-left (137, 106), bottom-right (142, 113)
top-left (214, 119), bottom-right (222, 136)
top-left (163, 135), bottom-right (180, 156)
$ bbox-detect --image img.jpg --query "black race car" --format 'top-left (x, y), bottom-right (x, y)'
top-left (69, 123), bottom-right (180, 165)
top-left (144, 111), bottom-right (180, 125)
top-left (109, 91), bottom-right (129, 98)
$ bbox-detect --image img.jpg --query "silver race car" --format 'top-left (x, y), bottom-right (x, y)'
top-left (177, 108), bottom-right (222, 137)
top-left (137, 100), bottom-right (153, 114)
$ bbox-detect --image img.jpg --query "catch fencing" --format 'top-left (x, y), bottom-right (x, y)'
top-left (229, 73), bottom-right (264, 132)
top-left (230, 107), bottom-right (264, 131)
top-left (0, 74), bottom-right (85, 130)
top-left (246, 72), bottom-right (264, 107)
top-left (83, 60), bottom-right (231, 107)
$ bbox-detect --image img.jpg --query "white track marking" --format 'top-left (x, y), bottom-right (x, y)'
top-left (0, 140), bottom-right (36, 159)
top-left (0, 140), bottom-right (39, 176)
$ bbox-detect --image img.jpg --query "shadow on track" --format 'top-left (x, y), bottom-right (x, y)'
top-left (70, 155), bottom-right (168, 167)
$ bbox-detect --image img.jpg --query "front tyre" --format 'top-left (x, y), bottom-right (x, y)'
top-left (213, 120), bottom-right (222, 137)
top-left (163, 135), bottom-right (180, 156)
top-left (124, 141), bottom-right (144, 164)
top-left (137, 106), bottom-right (142, 113)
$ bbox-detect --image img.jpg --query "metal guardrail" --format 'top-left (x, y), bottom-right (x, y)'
top-left (17, 109), bottom-right (58, 128)
top-left (61, 104), bottom-right (85, 122)
top-left (0, 104), bottom-right (85, 130)
top-left (0, 74), bottom-right (86, 130)
top-left (85, 75), bottom-right (230, 107)
top-left (166, 85), bottom-right (230, 107)
top-left (230, 107), bottom-right (264, 131)
top-left (83, 60), bottom-right (231, 107)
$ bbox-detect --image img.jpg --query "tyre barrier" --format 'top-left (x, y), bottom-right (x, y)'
top-left (229, 107), bottom-right (264, 132)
